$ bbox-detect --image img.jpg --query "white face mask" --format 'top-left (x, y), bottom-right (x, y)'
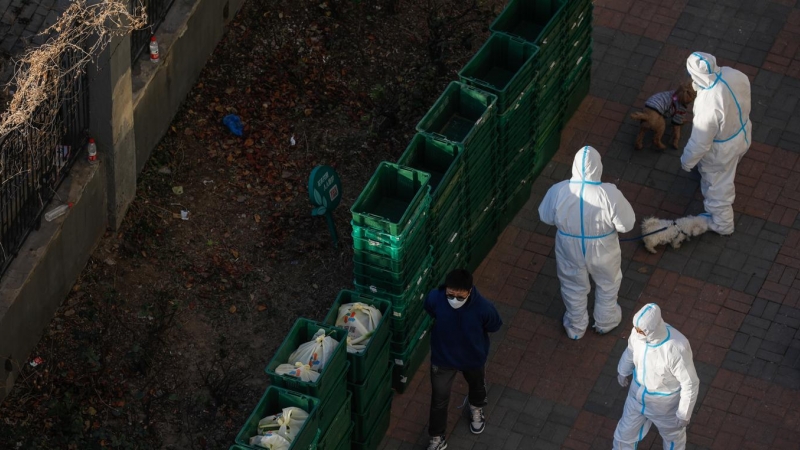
top-left (448, 297), bottom-right (467, 309)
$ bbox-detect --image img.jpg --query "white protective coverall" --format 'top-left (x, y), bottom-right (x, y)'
top-left (538, 146), bottom-right (636, 339)
top-left (613, 304), bottom-right (700, 450)
top-left (681, 52), bottom-right (752, 235)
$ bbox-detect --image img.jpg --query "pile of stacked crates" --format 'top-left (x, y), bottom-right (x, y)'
top-left (323, 291), bottom-right (394, 450)
top-left (349, 162), bottom-right (435, 394)
top-left (415, 82), bottom-right (499, 271)
top-left (265, 320), bottom-right (351, 450)
top-left (563, 0), bottom-right (593, 121)
top-left (489, 0), bottom-right (570, 186)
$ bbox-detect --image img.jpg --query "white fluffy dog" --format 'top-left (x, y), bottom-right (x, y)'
top-left (641, 215), bottom-right (709, 253)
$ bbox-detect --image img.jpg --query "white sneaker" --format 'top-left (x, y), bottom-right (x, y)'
top-left (469, 405), bottom-right (485, 434)
top-left (427, 435), bottom-right (447, 450)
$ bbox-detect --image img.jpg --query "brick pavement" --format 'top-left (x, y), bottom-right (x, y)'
top-left (380, 1), bottom-right (800, 448)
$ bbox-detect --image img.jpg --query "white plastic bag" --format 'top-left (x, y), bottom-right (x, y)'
top-left (274, 362), bottom-right (320, 382)
top-left (335, 302), bottom-right (383, 354)
top-left (288, 328), bottom-right (339, 371)
top-left (258, 406), bottom-right (309, 442)
top-left (249, 432), bottom-right (290, 450)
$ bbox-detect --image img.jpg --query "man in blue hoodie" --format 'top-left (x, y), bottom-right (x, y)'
top-left (423, 269), bottom-right (503, 450)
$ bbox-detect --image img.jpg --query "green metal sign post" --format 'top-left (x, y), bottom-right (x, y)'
top-left (308, 165), bottom-right (342, 248)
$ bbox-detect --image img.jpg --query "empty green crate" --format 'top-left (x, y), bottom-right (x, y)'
top-left (491, 0), bottom-right (568, 54)
top-left (397, 134), bottom-right (465, 207)
top-left (353, 252), bottom-right (430, 289)
top-left (235, 386), bottom-right (321, 449)
top-left (322, 290), bottom-right (392, 384)
top-left (532, 134), bottom-right (562, 178)
top-left (354, 250), bottom-right (433, 296)
top-left (390, 294), bottom-right (425, 338)
top-left (459, 33), bottom-right (541, 113)
top-left (564, 75), bottom-right (591, 124)
top-left (356, 256), bottom-right (432, 309)
top-left (417, 81), bottom-right (497, 147)
top-left (351, 394), bottom-right (392, 450)
top-left (351, 162), bottom-right (431, 236)
top-left (318, 392), bottom-right (352, 450)
top-left (564, 39), bottom-right (591, 71)
top-left (391, 315), bottom-right (432, 368)
top-left (351, 193), bottom-right (431, 249)
top-left (390, 307), bottom-right (426, 353)
top-left (348, 359), bottom-right (393, 415)
top-left (265, 319), bottom-right (348, 400)
top-left (352, 364), bottom-right (393, 441)
top-left (500, 181), bottom-right (533, 228)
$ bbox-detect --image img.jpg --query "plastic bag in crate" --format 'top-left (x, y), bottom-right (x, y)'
top-left (335, 302), bottom-right (383, 353)
top-left (274, 362), bottom-right (320, 382)
top-left (249, 432), bottom-right (290, 450)
top-left (257, 406), bottom-right (309, 442)
top-left (288, 328), bottom-right (339, 370)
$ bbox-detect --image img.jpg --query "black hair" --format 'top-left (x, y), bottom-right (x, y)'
top-left (444, 269), bottom-right (473, 291)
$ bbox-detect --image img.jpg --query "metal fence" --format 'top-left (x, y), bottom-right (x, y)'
top-left (131, 0), bottom-right (177, 64)
top-left (0, 49), bottom-right (90, 277)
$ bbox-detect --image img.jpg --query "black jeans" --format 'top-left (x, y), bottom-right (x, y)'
top-left (428, 364), bottom-right (487, 437)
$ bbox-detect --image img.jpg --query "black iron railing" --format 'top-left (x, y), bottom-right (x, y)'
top-left (0, 49), bottom-right (90, 277)
top-left (130, 0), bottom-right (177, 64)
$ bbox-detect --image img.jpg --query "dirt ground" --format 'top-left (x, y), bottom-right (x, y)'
top-left (0, 0), bottom-right (504, 448)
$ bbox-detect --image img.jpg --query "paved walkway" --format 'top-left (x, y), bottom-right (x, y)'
top-left (381, 0), bottom-right (800, 448)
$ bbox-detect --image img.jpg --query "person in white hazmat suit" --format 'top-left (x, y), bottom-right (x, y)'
top-left (613, 303), bottom-right (700, 450)
top-left (681, 52), bottom-right (752, 236)
top-left (538, 146), bottom-right (636, 340)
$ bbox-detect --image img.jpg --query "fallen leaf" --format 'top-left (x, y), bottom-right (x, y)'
top-left (172, 186), bottom-right (184, 195)
top-left (257, 305), bottom-right (267, 311)
top-left (244, 138), bottom-right (254, 147)
top-left (254, 214), bottom-right (261, 223)
top-left (184, 128), bottom-right (193, 135)
top-left (304, 108), bottom-right (312, 116)
top-left (88, 407), bottom-right (97, 416)
top-left (231, 249), bottom-right (240, 258)
top-left (637, 266), bottom-right (649, 274)
top-left (229, 306), bottom-right (237, 314)
top-left (225, 87), bottom-right (235, 94)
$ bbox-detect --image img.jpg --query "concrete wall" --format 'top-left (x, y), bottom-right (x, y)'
top-left (0, 0), bottom-right (245, 402)
top-left (0, 163), bottom-right (106, 399)
top-left (133, 0), bottom-right (246, 173)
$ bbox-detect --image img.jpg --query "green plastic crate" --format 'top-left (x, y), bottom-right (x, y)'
top-left (396, 133), bottom-right (464, 206)
top-left (351, 394), bottom-right (392, 450)
top-left (322, 291), bottom-right (392, 384)
top-left (500, 182), bottom-right (533, 230)
top-left (353, 249), bottom-right (430, 288)
top-left (416, 81), bottom-right (497, 147)
top-left (351, 365), bottom-right (393, 441)
top-left (459, 33), bottom-right (541, 113)
top-left (351, 162), bottom-right (432, 236)
top-left (352, 233), bottom-right (429, 273)
top-left (390, 306), bottom-right (426, 353)
top-left (231, 428), bottom-right (321, 450)
top-left (392, 316), bottom-right (433, 393)
top-left (391, 315), bottom-right (432, 368)
top-left (531, 131), bottom-right (562, 179)
top-left (491, 0), bottom-right (567, 52)
top-left (350, 192), bottom-right (431, 249)
top-left (317, 366), bottom-right (348, 433)
top-left (265, 319), bottom-right (349, 400)
top-left (348, 358), bottom-right (393, 415)
top-left (331, 422), bottom-right (353, 450)
top-left (390, 292), bottom-right (425, 338)
top-left (564, 73), bottom-right (590, 125)
top-left (235, 386), bottom-right (321, 449)
top-left (353, 249), bottom-right (433, 296)
top-left (318, 392), bottom-right (352, 450)
top-left (355, 255), bottom-right (433, 308)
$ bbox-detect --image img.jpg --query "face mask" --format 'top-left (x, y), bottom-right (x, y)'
top-left (447, 297), bottom-right (467, 309)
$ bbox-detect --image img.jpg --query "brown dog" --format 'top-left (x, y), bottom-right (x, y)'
top-left (630, 80), bottom-right (696, 150)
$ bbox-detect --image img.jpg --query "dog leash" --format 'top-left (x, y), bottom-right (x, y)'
top-left (619, 226), bottom-right (669, 242)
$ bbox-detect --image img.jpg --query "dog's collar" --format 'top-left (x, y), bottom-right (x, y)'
top-left (672, 220), bottom-right (689, 237)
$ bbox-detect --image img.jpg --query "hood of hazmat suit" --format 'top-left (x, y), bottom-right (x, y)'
top-left (613, 304), bottom-right (701, 450)
top-left (538, 146), bottom-right (635, 339)
top-left (681, 52), bottom-right (752, 235)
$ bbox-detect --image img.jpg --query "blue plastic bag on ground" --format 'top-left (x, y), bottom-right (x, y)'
top-left (223, 114), bottom-right (244, 136)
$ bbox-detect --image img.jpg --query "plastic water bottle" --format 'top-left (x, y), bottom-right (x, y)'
top-left (45, 203), bottom-right (73, 222)
top-left (149, 36), bottom-right (159, 63)
top-left (87, 138), bottom-right (98, 164)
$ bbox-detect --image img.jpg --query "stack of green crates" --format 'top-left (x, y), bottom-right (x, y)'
top-left (322, 291), bottom-right (394, 450)
top-left (563, 0), bottom-right (593, 122)
top-left (458, 32), bottom-right (544, 235)
top-left (351, 161), bottom-right (433, 297)
top-left (392, 314), bottom-right (433, 394)
top-left (397, 134), bottom-right (466, 282)
top-left (264, 319), bottom-right (350, 450)
top-left (234, 387), bottom-right (322, 450)
top-left (415, 81), bottom-right (498, 273)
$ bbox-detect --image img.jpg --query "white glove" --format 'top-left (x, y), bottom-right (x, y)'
top-left (617, 373), bottom-right (629, 387)
top-left (677, 418), bottom-right (689, 428)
